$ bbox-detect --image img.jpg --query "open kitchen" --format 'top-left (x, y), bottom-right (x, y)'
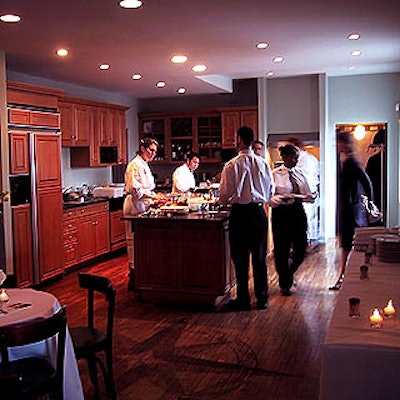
top-left (0, 1), bottom-right (399, 399)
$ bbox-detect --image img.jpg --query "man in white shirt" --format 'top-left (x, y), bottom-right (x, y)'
top-left (172, 152), bottom-right (200, 193)
top-left (219, 126), bottom-right (275, 311)
top-left (286, 137), bottom-right (320, 244)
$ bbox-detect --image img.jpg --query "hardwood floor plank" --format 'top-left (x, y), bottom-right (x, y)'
top-left (44, 241), bottom-right (341, 400)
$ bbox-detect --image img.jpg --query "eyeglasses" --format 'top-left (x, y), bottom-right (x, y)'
top-left (147, 147), bottom-right (158, 153)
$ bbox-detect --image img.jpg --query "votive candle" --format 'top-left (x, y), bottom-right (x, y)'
top-left (383, 299), bottom-right (396, 317)
top-left (370, 308), bottom-right (383, 328)
top-left (0, 288), bottom-right (9, 302)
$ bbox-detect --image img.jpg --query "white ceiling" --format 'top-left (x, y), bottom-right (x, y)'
top-left (0, 0), bottom-right (399, 99)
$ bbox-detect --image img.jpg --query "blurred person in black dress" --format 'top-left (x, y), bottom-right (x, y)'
top-left (269, 145), bottom-right (315, 296)
top-left (329, 131), bottom-right (374, 290)
top-left (219, 126), bottom-right (274, 311)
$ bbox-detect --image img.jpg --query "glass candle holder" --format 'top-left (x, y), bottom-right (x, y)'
top-left (364, 251), bottom-right (373, 264)
top-left (369, 308), bottom-right (383, 329)
top-left (360, 265), bottom-right (369, 280)
top-left (348, 297), bottom-right (361, 318)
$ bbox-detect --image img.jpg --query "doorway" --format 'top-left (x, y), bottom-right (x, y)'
top-left (335, 123), bottom-right (387, 225)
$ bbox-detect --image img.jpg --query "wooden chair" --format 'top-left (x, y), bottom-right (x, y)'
top-left (0, 305), bottom-right (67, 400)
top-left (70, 273), bottom-right (116, 400)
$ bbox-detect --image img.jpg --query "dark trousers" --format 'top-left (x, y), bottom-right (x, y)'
top-left (229, 203), bottom-right (268, 305)
top-left (272, 202), bottom-right (307, 290)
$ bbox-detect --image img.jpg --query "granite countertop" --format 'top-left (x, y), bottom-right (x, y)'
top-left (63, 196), bottom-right (110, 210)
top-left (123, 210), bottom-right (230, 222)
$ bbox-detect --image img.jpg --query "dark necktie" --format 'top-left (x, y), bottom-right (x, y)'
top-left (289, 170), bottom-right (300, 194)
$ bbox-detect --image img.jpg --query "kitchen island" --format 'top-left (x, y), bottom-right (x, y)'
top-left (124, 211), bottom-right (235, 308)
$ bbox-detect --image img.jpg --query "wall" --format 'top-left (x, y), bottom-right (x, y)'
top-left (267, 75), bottom-right (319, 134)
top-left (328, 72), bottom-right (400, 226)
top-left (7, 71), bottom-right (139, 188)
top-left (137, 78), bottom-right (258, 114)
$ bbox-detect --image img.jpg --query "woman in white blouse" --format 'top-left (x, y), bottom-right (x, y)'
top-left (269, 145), bottom-right (315, 296)
top-left (123, 137), bottom-right (161, 215)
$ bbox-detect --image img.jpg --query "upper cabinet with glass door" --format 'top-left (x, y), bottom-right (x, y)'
top-left (196, 114), bottom-right (222, 162)
top-left (140, 118), bottom-right (167, 161)
top-left (170, 117), bottom-right (193, 162)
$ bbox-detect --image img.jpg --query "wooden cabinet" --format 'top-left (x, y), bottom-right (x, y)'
top-left (60, 97), bottom-right (127, 167)
top-left (33, 133), bottom-right (63, 283)
top-left (139, 117), bottom-right (167, 161)
top-left (78, 202), bottom-right (110, 262)
top-left (7, 81), bottom-right (64, 110)
top-left (139, 107), bottom-right (257, 162)
top-left (196, 114), bottom-right (222, 162)
top-left (110, 210), bottom-right (126, 251)
top-left (12, 204), bottom-right (34, 288)
top-left (221, 107), bottom-right (258, 148)
top-left (62, 202), bottom-right (110, 268)
top-left (9, 132), bottom-right (29, 174)
top-left (34, 134), bottom-right (62, 187)
top-left (116, 110), bottom-right (127, 164)
top-left (134, 217), bottom-right (235, 306)
top-left (59, 100), bottom-right (90, 146)
top-left (36, 186), bottom-right (63, 281)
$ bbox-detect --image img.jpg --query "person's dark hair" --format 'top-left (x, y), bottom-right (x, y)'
top-left (237, 126), bottom-right (254, 147)
top-left (279, 144), bottom-right (299, 157)
top-left (286, 137), bottom-right (304, 149)
top-left (252, 139), bottom-right (264, 148)
top-left (186, 152), bottom-right (200, 161)
top-left (372, 129), bottom-right (385, 145)
top-left (138, 137), bottom-right (159, 154)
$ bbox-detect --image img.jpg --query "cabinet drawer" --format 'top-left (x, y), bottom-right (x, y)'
top-left (30, 111), bottom-right (60, 127)
top-left (8, 108), bottom-right (60, 128)
top-left (77, 202), bottom-right (109, 216)
top-left (63, 209), bottom-right (77, 219)
top-left (9, 108), bottom-right (30, 125)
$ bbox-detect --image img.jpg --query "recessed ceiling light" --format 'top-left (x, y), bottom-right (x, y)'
top-left (56, 48), bottom-right (69, 57)
top-left (177, 88), bottom-right (186, 94)
top-left (256, 42), bottom-right (269, 49)
top-left (156, 81), bottom-right (166, 88)
top-left (171, 55), bottom-right (188, 64)
top-left (99, 64), bottom-right (110, 70)
top-left (0, 14), bottom-right (21, 23)
top-left (348, 66), bottom-right (356, 71)
top-left (131, 74), bottom-right (142, 80)
top-left (119, 0), bottom-right (143, 9)
top-left (347, 33), bottom-right (360, 40)
top-left (272, 56), bottom-right (284, 63)
top-left (350, 50), bottom-right (362, 56)
top-left (266, 71), bottom-right (274, 77)
top-left (192, 64), bottom-right (207, 72)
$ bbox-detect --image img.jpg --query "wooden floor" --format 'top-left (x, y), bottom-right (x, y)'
top-left (44, 240), bottom-right (342, 400)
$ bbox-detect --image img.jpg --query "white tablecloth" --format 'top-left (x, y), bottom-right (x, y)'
top-left (320, 251), bottom-right (400, 400)
top-left (0, 288), bottom-right (84, 400)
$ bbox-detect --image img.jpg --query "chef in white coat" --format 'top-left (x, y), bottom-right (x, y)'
top-left (172, 152), bottom-right (200, 193)
top-left (124, 137), bottom-right (161, 215)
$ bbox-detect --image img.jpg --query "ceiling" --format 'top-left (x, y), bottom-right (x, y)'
top-left (0, 0), bottom-right (399, 99)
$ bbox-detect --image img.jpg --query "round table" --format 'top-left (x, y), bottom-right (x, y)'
top-left (0, 288), bottom-right (84, 400)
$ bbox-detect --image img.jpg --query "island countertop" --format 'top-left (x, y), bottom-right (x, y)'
top-left (123, 210), bottom-right (230, 223)
top-left (125, 209), bottom-right (234, 308)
